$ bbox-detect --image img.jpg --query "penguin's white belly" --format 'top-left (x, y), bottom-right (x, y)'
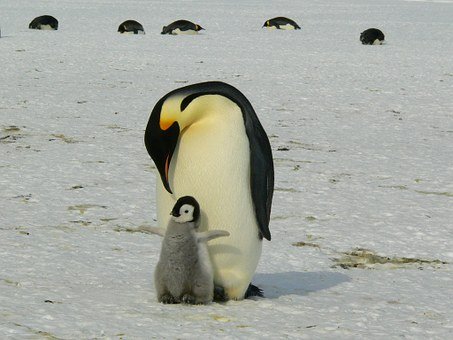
top-left (121, 31), bottom-right (145, 35)
top-left (279, 24), bottom-right (296, 30)
top-left (39, 24), bottom-right (54, 30)
top-left (156, 100), bottom-right (262, 299)
top-left (172, 28), bottom-right (198, 35)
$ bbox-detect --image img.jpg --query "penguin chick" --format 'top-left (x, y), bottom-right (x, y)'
top-left (154, 196), bottom-right (229, 304)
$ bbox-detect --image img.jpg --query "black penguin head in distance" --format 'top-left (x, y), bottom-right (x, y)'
top-left (171, 196), bottom-right (200, 224)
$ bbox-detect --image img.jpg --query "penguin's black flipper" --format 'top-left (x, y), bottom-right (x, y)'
top-left (244, 283), bottom-right (264, 298)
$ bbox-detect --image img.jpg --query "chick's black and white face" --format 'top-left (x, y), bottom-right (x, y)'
top-left (172, 203), bottom-right (196, 223)
top-left (170, 196), bottom-right (201, 225)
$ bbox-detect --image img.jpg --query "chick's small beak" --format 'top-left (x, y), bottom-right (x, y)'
top-left (170, 209), bottom-right (180, 217)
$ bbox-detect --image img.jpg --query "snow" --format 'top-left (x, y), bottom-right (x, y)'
top-left (1, 0), bottom-right (452, 338)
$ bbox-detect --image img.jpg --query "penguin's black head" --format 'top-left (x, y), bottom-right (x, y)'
top-left (170, 196), bottom-right (200, 224)
top-left (144, 93), bottom-right (182, 193)
top-left (144, 81), bottom-right (238, 194)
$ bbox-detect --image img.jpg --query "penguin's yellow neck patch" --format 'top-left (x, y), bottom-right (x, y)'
top-left (160, 96), bottom-right (185, 130)
top-left (159, 94), bottom-right (236, 132)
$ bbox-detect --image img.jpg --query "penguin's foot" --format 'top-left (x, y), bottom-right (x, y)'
top-left (213, 283), bottom-right (264, 301)
top-left (181, 294), bottom-right (196, 305)
top-left (213, 285), bottom-right (228, 302)
top-left (244, 283), bottom-right (264, 299)
top-left (160, 294), bottom-right (178, 304)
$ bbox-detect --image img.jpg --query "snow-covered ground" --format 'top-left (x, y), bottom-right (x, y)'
top-left (1, 0), bottom-right (452, 338)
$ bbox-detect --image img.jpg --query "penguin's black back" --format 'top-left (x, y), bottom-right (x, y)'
top-left (29, 15), bottom-right (58, 30)
top-left (360, 28), bottom-right (385, 45)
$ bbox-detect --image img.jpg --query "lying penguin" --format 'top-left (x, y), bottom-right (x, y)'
top-left (161, 20), bottom-right (204, 35)
top-left (117, 20), bottom-right (145, 34)
top-left (29, 15), bottom-right (58, 30)
top-left (150, 196), bottom-right (229, 304)
top-left (263, 17), bottom-right (301, 30)
top-left (360, 28), bottom-right (385, 45)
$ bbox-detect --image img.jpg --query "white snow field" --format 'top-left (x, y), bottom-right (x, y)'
top-left (1, 0), bottom-right (452, 338)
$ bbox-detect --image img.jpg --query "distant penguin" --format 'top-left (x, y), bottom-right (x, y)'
top-left (29, 15), bottom-right (58, 30)
top-left (153, 196), bottom-right (230, 304)
top-left (360, 28), bottom-right (385, 45)
top-left (263, 17), bottom-right (301, 30)
top-left (144, 81), bottom-right (274, 301)
top-left (161, 20), bottom-right (204, 35)
top-left (118, 20), bottom-right (145, 34)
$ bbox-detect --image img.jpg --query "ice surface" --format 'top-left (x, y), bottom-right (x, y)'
top-left (1, 0), bottom-right (452, 338)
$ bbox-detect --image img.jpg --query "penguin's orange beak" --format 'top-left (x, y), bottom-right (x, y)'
top-left (160, 117), bottom-right (175, 131)
top-left (144, 105), bottom-right (180, 194)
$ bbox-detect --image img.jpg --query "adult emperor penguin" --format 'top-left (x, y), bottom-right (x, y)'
top-left (144, 81), bottom-right (274, 300)
top-left (29, 15), bottom-right (58, 30)
top-left (263, 17), bottom-right (301, 30)
top-left (360, 28), bottom-right (385, 45)
top-left (161, 20), bottom-right (204, 35)
top-left (118, 20), bottom-right (145, 34)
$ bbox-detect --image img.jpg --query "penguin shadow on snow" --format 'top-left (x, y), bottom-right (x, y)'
top-left (254, 271), bottom-right (351, 298)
